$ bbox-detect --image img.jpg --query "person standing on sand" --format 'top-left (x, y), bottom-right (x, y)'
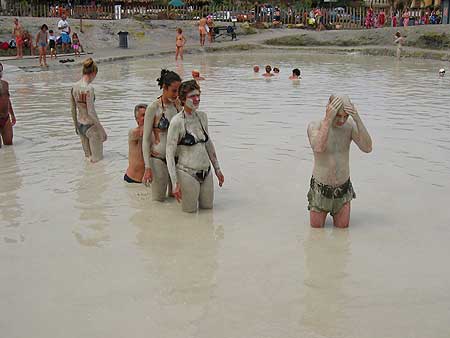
top-left (198, 15), bottom-right (207, 46)
top-left (124, 104), bottom-right (147, 184)
top-left (58, 14), bottom-right (71, 54)
top-left (307, 95), bottom-right (372, 228)
top-left (0, 63), bottom-right (16, 148)
top-left (12, 18), bottom-right (24, 59)
top-left (206, 15), bottom-right (215, 43)
top-left (402, 8), bottom-right (410, 27)
top-left (70, 58), bottom-right (107, 163)
top-left (35, 24), bottom-right (49, 67)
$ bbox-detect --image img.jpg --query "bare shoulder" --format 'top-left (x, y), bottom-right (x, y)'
top-left (170, 112), bottom-right (184, 127)
top-left (1, 79), bottom-right (9, 89)
top-left (196, 110), bottom-right (208, 122)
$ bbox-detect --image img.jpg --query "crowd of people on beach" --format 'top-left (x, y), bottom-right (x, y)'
top-left (10, 16), bottom-right (82, 66)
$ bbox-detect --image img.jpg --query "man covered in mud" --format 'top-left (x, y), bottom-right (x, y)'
top-left (0, 63), bottom-right (16, 148)
top-left (124, 104), bottom-right (147, 183)
top-left (307, 95), bottom-right (372, 228)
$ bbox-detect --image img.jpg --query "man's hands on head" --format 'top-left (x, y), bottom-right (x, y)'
top-left (325, 96), bottom-right (343, 122)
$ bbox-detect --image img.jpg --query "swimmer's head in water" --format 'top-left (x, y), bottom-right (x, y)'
top-left (134, 104), bottom-right (147, 126)
top-left (265, 65), bottom-right (272, 73)
top-left (329, 94), bottom-right (351, 127)
top-left (439, 68), bottom-right (445, 76)
top-left (157, 69), bottom-right (182, 101)
top-left (273, 67), bottom-right (280, 73)
top-left (292, 68), bottom-right (301, 77)
top-left (253, 65), bottom-right (260, 73)
top-left (395, 31), bottom-right (401, 38)
top-left (82, 58), bottom-right (98, 81)
top-left (192, 70), bottom-right (200, 78)
top-left (179, 80), bottom-right (201, 110)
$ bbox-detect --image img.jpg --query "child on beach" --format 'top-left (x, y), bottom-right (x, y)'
top-left (72, 33), bottom-right (81, 57)
top-left (35, 24), bottom-right (49, 67)
top-left (124, 104), bottom-right (147, 183)
top-left (394, 31), bottom-right (405, 59)
top-left (175, 28), bottom-right (186, 61)
top-left (48, 30), bottom-right (57, 59)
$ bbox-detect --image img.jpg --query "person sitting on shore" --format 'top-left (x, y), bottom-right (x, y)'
top-left (307, 95), bottom-right (372, 228)
top-left (262, 65), bottom-right (274, 77)
top-left (289, 68), bottom-right (301, 80)
top-left (22, 31), bottom-right (35, 56)
top-left (192, 70), bottom-right (205, 82)
top-left (124, 104), bottom-right (147, 183)
top-left (0, 63), bottom-right (16, 148)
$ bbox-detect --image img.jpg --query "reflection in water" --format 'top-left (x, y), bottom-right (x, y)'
top-left (0, 148), bottom-right (24, 243)
top-left (132, 207), bottom-right (219, 306)
top-left (73, 162), bottom-right (110, 247)
top-left (302, 229), bottom-right (350, 337)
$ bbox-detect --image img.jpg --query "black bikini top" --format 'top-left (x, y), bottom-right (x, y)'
top-left (178, 112), bottom-right (209, 146)
top-left (155, 96), bottom-right (179, 131)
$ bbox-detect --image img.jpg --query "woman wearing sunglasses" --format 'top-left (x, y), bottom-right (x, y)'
top-left (142, 69), bottom-right (181, 201)
top-left (166, 80), bottom-right (225, 213)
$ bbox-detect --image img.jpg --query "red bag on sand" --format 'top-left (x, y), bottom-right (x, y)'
top-left (0, 41), bottom-right (10, 50)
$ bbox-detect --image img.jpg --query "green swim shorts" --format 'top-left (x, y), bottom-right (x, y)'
top-left (307, 177), bottom-right (356, 216)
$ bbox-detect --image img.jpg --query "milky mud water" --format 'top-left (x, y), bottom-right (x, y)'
top-left (1, 52), bottom-right (449, 338)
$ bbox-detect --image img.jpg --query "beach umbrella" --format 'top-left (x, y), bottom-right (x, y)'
top-left (169, 0), bottom-right (185, 7)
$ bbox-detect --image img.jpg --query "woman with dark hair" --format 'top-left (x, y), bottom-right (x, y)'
top-left (166, 80), bottom-right (224, 213)
top-left (142, 69), bottom-right (182, 201)
top-left (35, 24), bottom-right (48, 67)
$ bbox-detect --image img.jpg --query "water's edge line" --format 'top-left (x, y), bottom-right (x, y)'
top-left (16, 43), bottom-right (450, 71)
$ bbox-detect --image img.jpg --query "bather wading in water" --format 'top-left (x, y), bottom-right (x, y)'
top-left (124, 104), bottom-right (147, 184)
top-left (142, 69), bottom-right (182, 201)
top-left (166, 80), bottom-right (224, 213)
top-left (70, 58), bottom-right (107, 163)
top-left (307, 95), bottom-right (372, 228)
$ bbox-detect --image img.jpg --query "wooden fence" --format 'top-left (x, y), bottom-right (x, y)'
top-left (0, 3), bottom-right (440, 30)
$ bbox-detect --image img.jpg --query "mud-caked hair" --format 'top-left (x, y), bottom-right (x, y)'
top-left (178, 80), bottom-right (200, 106)
top-left (82, 57), bottom-right (98, 75)
top-left (157, 69), bottom-right (181, 89)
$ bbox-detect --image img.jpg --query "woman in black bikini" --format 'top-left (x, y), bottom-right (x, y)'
top-left (142, 69), bottom-right (182, 201)
top-left (166, 80), bottom-right (224, 213)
